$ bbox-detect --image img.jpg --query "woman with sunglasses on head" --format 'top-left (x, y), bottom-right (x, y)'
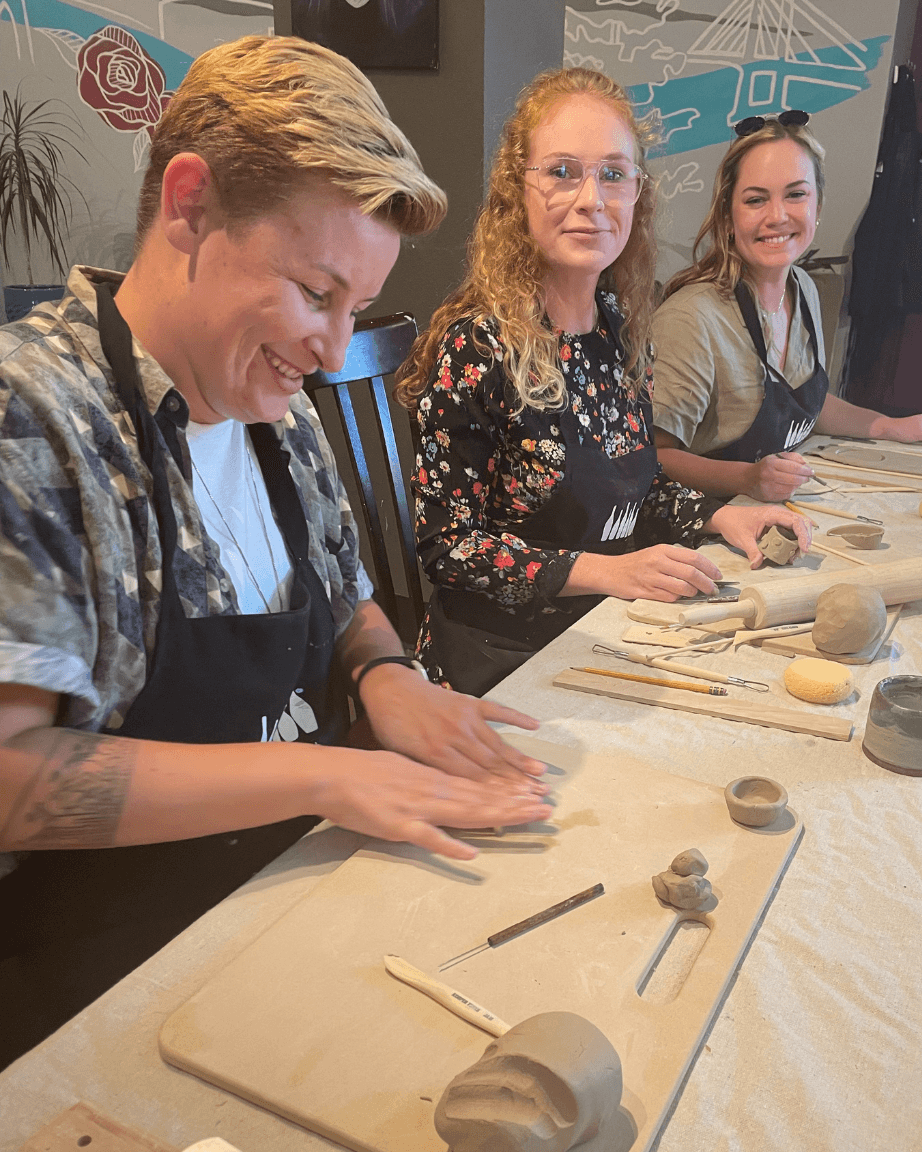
top-left (651, 112), bottom-right (922, 504)
top-left (395, 70), bottom-right (810, 698)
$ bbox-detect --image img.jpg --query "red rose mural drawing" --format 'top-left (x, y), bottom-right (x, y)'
top-left (77, 26), bottom-right (173, 170)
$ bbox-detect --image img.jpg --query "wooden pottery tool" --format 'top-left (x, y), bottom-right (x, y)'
top-left (383, 956), bottom-right (510, 1036)
top-left (591, 644), bottom-right (768, 691)
top-left (784, 500), bottom-right (819, 526)
top-left (440, 883), bottom-right (605, 971)
top-left (731, 622), bottom-right (815, 650)
top-left (572, 667), bottom-right (729, 696)
top-left (787, 499), bottom-right (882, 525)
top-left (760, 605), bottom-right (903, 666)
top-left (553, 670), bottom-right (853, 741)
top-left (808, 462), bottom-right (922, 491)
top-left (808, 540), bottom-right (871, 566)
top-left (18, 1103), bottom-right (176, 1152)
top-left (674, 557), bottom-right (921, 631)
top-left (159, 735), bottom-right (803, 1152)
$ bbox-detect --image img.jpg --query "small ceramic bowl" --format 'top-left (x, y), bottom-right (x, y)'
top-left (826, 523), bottom-right (885, 549)
top-left (862, 675), bottom-right (922, 776)
top-left (725, 777), bottom-right (789, 827)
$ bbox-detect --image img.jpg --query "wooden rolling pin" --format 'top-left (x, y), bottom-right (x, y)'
top-left (677, 556), bottom-right (922, 630)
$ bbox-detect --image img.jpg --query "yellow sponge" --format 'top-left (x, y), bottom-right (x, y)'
top-left (783, 657), bottom-right (854, 704)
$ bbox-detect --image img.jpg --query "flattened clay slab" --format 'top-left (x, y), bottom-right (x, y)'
top-left (160, 736), bottom-right (803, 1152)
top-left (811, 444), bottom-right (922, 476)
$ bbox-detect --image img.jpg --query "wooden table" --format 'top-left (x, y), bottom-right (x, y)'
top-left (2, 450), bottom-right (922, 1152)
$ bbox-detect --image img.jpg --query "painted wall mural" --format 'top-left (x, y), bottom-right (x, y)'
top-left (1, 0), bottom-right (271, 278)
top-left (563, 0), bottom-right (902, 277)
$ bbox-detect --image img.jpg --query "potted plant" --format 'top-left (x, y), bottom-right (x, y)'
top-left (0, 88), bottom-right (88, 322)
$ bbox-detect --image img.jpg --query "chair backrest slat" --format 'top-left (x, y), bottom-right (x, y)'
top-left (303, 313), bottom-right (423, 639)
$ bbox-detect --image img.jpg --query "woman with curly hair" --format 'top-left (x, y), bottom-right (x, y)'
top-left (652, 113), bottom-right (922, 503)
top-left (396, 68), bottom-right (810, 697)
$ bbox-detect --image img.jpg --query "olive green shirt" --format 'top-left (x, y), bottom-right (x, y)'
top-left (651, 266), bottom-right (826, 455)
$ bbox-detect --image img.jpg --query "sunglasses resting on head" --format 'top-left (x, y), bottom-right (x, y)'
top-left (734, 109), bottom-right (810, 137)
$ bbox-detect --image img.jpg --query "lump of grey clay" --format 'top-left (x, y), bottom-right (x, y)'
top-left (757, 524), bottom-right (800, 566)
top-left (670, 848), bottom-right (708, 877)
top-left (652, 871), bottom-right (713, 911)
top-left (434, 1011), bottom-right (621, 1152)
top-left (812, 583), bottom-right (887, 655)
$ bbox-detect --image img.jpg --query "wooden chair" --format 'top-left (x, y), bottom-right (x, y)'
top-left (302, 313), bottom-right (425, 642)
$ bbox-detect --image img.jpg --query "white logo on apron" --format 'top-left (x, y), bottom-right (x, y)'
top-left (601, 501), bottom-right (641, 543)
top-left (262, 692), bottom-right (318, 742)
top-left (784, 416), bottom-right (817, 450)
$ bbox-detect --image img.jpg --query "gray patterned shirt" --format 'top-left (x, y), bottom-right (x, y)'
top-left (0, 266), bottom-right (373, 732)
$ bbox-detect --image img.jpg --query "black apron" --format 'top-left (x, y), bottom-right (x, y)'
top-left (0, 284), bottom-right (348, 1067)
top-left (428, 332), bottom-right (658, 697)
top-left (709, 280), bottom-right (828, 463)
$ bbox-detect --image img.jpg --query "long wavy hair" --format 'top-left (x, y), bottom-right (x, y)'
top-left (662, 118), bottom-right (825, 301)
top-left (395, 67), bottom-right (657, 413)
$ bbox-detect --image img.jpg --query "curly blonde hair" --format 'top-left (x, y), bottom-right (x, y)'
top-left (662, 118), bottom-right (825, 301)
top-left (136, 35), bottom-right (446, 247)
top-left (395, 67), bottom-right (657, 413)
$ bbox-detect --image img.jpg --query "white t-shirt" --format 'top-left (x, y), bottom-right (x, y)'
top-left (186, 419), bottom-right (294, 614)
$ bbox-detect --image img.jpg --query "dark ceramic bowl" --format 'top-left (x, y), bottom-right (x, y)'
top-left (862, 675), bottom-right (922, 775)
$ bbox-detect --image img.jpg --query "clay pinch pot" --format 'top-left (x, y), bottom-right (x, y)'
top-left (862, 675), bottom-right (922, 776)
top-left (725, 777), bottom-right (789, 827)
top-left (757, 524), bottom-right (800, 566)
top-left (826, 523), bottom-right (885, 549)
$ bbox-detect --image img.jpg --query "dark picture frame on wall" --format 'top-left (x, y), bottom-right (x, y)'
top-left (291, 0), bottom-right (439, 70)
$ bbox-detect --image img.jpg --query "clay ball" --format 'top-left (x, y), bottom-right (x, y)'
top-left (670, 849), bottom-right (708, 877)
top-left (812, 584), bottom-right (887, 655)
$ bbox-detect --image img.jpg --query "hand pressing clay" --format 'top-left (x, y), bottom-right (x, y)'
top-left (435, 1011), bottom-right (622, 1152)
top-left (812, 584), bottom-right (887, 655)
top-left (783, 657), bottom-right (854, 703)
top-left (757, 524), bottom-right (801, 566)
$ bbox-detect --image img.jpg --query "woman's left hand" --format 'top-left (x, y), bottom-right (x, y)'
top-left (705, 505), bottom-right (813, 569)
top-left (883, 414), bottom-right (922, 444)
top-left (358, 664), bottom-right (548, 788)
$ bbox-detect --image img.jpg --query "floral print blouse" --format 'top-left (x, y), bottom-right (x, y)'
top-left (411, 293), bottom-right (723, 679)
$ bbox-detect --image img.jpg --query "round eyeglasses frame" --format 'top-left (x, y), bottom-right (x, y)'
top-left (524, 158), bottom-right (648, 206)
top-left (733, 109), bottom-right (810, 138)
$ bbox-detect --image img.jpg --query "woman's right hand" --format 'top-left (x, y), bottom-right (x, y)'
top-left (742, 452), bottom-right (815, 502)
top-left (563, 544), bottom-right (722, 602)
top-left (308, 747), bottom-right (552, 861)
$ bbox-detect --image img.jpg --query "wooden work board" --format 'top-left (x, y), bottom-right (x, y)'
top-left (160, 736), bottom-right (803, 1152)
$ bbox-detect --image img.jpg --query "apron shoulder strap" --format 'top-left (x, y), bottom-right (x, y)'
top-left (733, 280), bottom-right (770, 364)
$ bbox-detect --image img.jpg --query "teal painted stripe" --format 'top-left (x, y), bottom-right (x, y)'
top-left (9, 0), bottom-right (194, 88)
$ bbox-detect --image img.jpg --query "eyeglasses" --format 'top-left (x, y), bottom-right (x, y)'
top-left (525, 157), bottom-right (648, 205)
top-left (733, 109), bottom-right (810, 137)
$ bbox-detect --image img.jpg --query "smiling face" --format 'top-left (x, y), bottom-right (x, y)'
top-left (175, 180), bottom-right (400, 424)
top-left (730, 138), bottom-right (819, 284)
top-left (524, 93), bottom-right (638, 298)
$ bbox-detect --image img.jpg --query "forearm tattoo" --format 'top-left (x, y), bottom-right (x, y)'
top-left (2, 729), bottom-right (135, 849)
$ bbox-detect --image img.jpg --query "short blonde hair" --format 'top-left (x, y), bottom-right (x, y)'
top-left (136, 35), bottom-right (446, 246)
top-left (396, 67), bottom-right (657, 413)
top-left (663, 118), bottom-right (825, 300)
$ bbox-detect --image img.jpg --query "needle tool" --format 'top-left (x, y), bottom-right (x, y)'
top-left (439, 883), bottom-right (604, 972)
top-left (787, 500), bottom-right (883, 526)
top-left (590, 644), bottom-right (770, 692)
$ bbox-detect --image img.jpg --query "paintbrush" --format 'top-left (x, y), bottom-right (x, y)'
top-left (572, 666), bottom-right (729, 695)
